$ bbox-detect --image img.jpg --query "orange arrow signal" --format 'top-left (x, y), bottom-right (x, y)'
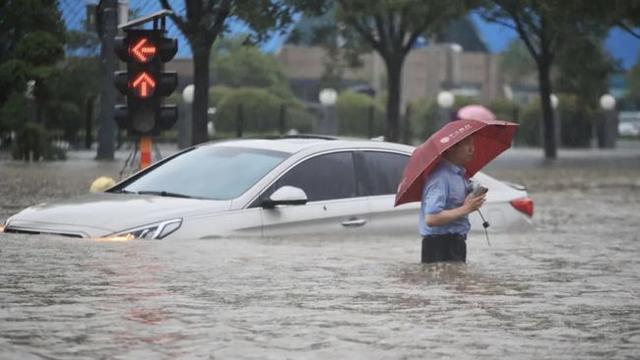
top-left (129, 37), bottom-right (157, 63)
top-left (131, 72), bottom-right (156, 98)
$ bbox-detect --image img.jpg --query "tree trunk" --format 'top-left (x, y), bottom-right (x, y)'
top-left (384, 57), bottom-right (403, 143)
top-left (191, 46), bottom-right (210, 145)
top-left (35, 100), bottom-right (44, 124)
top-left (537, 57), bottom-right (557, 159)
top-left (85, 95), bottom-right (94, 149)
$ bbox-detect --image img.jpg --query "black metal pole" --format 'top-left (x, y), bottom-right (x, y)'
top-left (96, 0), bottom-right (117, 160)
top-left (403, 103), bottom-right (412, 144)
top-left (236, 103), bottom-right (244, 138)
top-left (279, 104), bottom-right (287, 135)
top-left (368, 105), bottom-right (374, 139)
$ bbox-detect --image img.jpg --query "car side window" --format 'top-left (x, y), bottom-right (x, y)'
top-left (359, 151), bottom-right (409, 196)
top-left (264, 152), bottom-right (358, 203)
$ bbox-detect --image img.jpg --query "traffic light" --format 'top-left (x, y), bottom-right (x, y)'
top-left (114, 28), bottom-right (178, 135)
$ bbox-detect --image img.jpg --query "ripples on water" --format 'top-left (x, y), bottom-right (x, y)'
top-left (1, 158), bottom-right (640, 358)
top-left (1, 228), bottom-right (639, 359)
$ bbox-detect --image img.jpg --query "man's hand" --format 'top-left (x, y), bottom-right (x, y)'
top-left (462, 193), bottom-right (486, 214)
top-left (425, 193), bottom-right (486, 227)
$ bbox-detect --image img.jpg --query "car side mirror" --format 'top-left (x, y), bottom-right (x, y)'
top-left (261, 186), bottom-right (308, 209)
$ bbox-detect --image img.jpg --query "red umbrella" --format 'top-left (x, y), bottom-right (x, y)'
top-left (395, 111), bottom-right (518, 207)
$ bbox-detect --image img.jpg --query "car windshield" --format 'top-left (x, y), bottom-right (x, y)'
top-left (121, 146), bottom-right (289, 200)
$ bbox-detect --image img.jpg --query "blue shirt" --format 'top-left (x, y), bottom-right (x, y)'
top-left (419, 159), bottom-right (471, 236)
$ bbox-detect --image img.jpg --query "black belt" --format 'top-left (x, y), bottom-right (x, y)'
top-left (423, 233), bottom-right (467, 241)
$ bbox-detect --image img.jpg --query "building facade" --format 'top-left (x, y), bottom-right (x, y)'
top-left (275, 44), bottom-right (535, 109)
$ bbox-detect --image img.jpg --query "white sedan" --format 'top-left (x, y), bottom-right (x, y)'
top-left (2, 136), bottom-right (533, 240)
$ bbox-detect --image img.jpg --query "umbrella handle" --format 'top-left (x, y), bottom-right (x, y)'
top-left (477, 209), bottom-right (491, 246)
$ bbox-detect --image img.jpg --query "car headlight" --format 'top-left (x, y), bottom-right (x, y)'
top-left (0, 217), bottom-right (9, 233)
top-left (106, 218), bottom-right (182, 240)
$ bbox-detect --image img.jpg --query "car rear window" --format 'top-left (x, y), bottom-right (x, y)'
top-left (357, 151), bottom-right (409, 196)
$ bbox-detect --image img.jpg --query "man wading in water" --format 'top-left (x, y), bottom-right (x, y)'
top-left (419, 136), bottom-right (486, 263)
top-left (395, 105), bottom-right (518, 264)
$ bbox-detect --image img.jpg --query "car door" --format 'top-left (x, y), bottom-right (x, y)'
top-left (257, 151), bottom-right (371, 237)
top-left (355, 150), bottom-right (418, 238)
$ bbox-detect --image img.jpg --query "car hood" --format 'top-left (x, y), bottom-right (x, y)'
top-left (5, 192), bottom-right (232, 237)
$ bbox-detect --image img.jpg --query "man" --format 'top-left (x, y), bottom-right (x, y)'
top-left (420, 135), bottom-right (486, 263)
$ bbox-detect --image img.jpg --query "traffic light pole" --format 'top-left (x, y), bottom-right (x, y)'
top-left (138, 136), bottom-right (152, 169)
top-left (96, 0), bottom-right (117, 160)
top-left (111, 10), bottom-right (178, 171)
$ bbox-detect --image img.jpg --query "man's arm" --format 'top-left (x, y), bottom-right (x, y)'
top-left (425, 193), bottom-right (486, 227)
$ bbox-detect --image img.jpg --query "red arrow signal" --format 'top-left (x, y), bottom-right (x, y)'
top-left (130, 72), bottom-right (156, 98)
top-left (129, 37), bottom-right (157, 63)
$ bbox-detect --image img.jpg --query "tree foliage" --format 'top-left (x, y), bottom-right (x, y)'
top-left (627, 56), bottom-right (640, 107)
top-left (500, 38), bottom-right (536, 84)
top-left (568, 1), bottom-right (640, 40)
top-left (434, 16), bottom-right (489, 52)
top-left (330, 0), bottom-right (467, 142)
top-left (159, 0), bottom-right (301, 145)
top-left (214, 87), bottom-right (313, 134)
top-left (0, 0), bottom-right (66, 132)
top-left (480, 0), bottom-right (607, 158)
top-left (0, 0), bottom-right (65, 61)
top-left (336, 90), bottom-right (384, 137)
top-left (211, 36), bottom-right (292, 97)
top-left (554, 35), bottom-right (615, 109)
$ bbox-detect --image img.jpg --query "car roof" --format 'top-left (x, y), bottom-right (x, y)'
top-left (198, 135), bottom-right (415, 155)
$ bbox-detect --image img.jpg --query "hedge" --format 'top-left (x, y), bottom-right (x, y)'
top-left (336, 91), bottom-right (385, 137)
top-left (214, 87), bottom-right (313, 134)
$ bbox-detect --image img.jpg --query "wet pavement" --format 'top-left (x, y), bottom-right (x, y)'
top-left (1, 145), bottom-right (639, 359)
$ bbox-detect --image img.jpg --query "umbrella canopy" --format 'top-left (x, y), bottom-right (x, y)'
top-left (395, 115), bottom-right (518, 207)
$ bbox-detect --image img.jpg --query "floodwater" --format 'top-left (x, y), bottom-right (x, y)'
top-left (1, 148), bottom-right (639, 359)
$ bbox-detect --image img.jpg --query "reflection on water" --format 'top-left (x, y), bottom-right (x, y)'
top-left (1, 155), bottom-right (640, 358)
top-left (1, 228), bottom-right (639, 359)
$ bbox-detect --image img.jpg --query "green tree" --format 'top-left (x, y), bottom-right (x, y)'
top-left (0, 0), bottom-right (65, 108)
top-left (500, 38), bottom-right (536, 84)
top-left (0, 0), bottom-right (65, 60)
top-left (554, 35), bottom-right (614, 111)
top-left (434, 16), bottom-right (489, 52)
top-left (214, 87), bottom-right (313, 134)
top-left (330, 0), bottom-right (466, 142)
top-left (480, 1), bottom-right (605, 159)
top-left (211, 36), bottom-right (292, 97)
top-left (571, 1), bottom-right (640, 40)
top-left (159, 0), bottom-right (300, 145)
top-left (45, 57), bottom-right (101, 142)
top-left (627, 57), bottom-right (640, 107)
top-left (209, 85), bottom-right (235, 107)
top-left (501, 35), bottom-right (613, 119)
top-left (336, 90), bottom-right (384, 137)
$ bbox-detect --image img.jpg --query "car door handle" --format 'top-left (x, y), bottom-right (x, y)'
top-left (341, 218), bottom-right (367, 227)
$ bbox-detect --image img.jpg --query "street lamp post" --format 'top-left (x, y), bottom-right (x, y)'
top-left (436, 90), bottom-right (455, 129)
top-left (318, 88), bottom-right (338, 135)
top-left (598, 94), bottom-right (617, 149)
top-left (550, 93), bottom-right (561, 149)
top-left (24, 80), bottom-right (36, 123)
top-left (180, 84), bottom-right (194, 149)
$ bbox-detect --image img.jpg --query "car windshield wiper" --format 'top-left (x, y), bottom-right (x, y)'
top-left (110, 189), bottom-right (137, 194)
top-left (136, 190), bottom-right (193, 199)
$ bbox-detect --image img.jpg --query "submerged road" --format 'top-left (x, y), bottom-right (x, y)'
top-left (1, 144), bottom-right (639, 358)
